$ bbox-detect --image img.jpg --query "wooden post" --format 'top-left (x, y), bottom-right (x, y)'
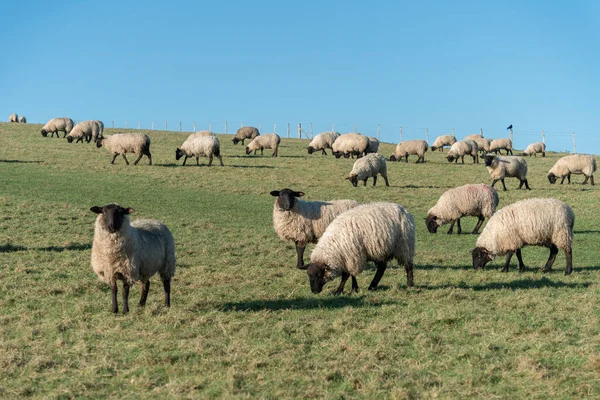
top-left (573, 132), bottom-right (576, 154)
top-left (480, 128), bottom-right (483, 136)
top-left (332, 123), bottom-right (335, 132)
top-left (452, 128), bottom-right (455, 137)
top-left (309, 123), bottom-right (313, 138)
top-left (240, 122), bottom-right (243, 128)
top-left (209, 122), bottom-right (212, 132)
top-left (138, 121), bottom-right (140, 130)
top-left (258, 123), bottom-right (261, 132)
top-left (112, 121), bottom-right (114, 128)
top-left (225, 121), bottom-right (228, 133)
top-left (179, 122), bottom-right (182, 132)
top-left (165, 121), bottom-right (167, 131)
top-left (426, 128), bottom-right (429, 143)
top-left (287, 123), bottom-right (290, 138)
top-left (400, 126), bottom-right (403, 142)
top-left (298, 123), bottom-right (301, 139)
top-left (509, 128), bottom-right (513, 143)
top-left (124, 121), bottom-right (127, 129)
top-left (353, 123), bottom-right (356, 132)
top-left (542, 130), bottom-right (545, 144)
top-left (377, 124), bottom-right (380, 140)
top-left (193, 122), bottom-right (196, 132)
top-left (274, 123), bottom-right (277, 133)
top-left (152, 122), bottom-right (154, 130)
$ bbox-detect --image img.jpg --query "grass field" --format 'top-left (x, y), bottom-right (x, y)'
top-left (1, 122), bottom-right (599, 399)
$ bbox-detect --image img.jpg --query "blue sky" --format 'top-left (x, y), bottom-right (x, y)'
top-left (1, 1), bottom-right (598, 153)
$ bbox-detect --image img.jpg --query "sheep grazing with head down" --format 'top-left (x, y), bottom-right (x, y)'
top-left (425, 184), bottom-right (498, 235)
top-left (90, 203), bottom-right (176, 313)
top-left (484, 154), bottom-right (530, 191)
top-left (332, 133), bottom-right (370, 158)
top-left (523, 142), bottom-right (546, 157)
top-left (307, 131), bottom-right (340, 155)
top-left (469, 137), bottom-right (491, 155)
top-left (472, 198), bottom-right (574, 275)
top-left (430, 135), bottom-right (456, 152)
top-left (547, 154), bottom-right (596, 185)
top-left (41, 117), bottom-right (74, 138)
top-left (346, 153), bottom-right (389, 187)
top-left (305, 202), bottom-right (415, 295)
top-left (191, 130), bottom-right (215, 137)
top-left (176, 134), bottom-right (223, 166)
top-left (97, 133), bottom-right (152, 165)
top-left (389, 140), bottom-right (428, 163)
top-left (67, 120), bottom-right (104, 143)
top-left (18, 115), bottom-right (26, 123)
top-left (464, 134), bottom-right (484, 140)
top-left (232, 126), bottom-right (259, 145)
top-left (446, 140), bottom-right (479, 164)
top-left (270, 189), bottom-right (359, 269)
top-left (8, 113), bottom-right (18, 123)
top-left (366, 136), bottom-right (379, 154)
top-left (489, 138), bottom-right (513, 155)
top-left (246, 133), bottom-right (280, 156)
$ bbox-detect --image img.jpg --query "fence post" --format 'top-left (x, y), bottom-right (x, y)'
top-left (287, 123), bottom-right (290, 138)
top-left (353, 123), bottom-right (356, 132)
top-left (193, 122), bottom-right (196, 132)
top-left (452, 128), bottom-right (455, 137)
top-left (165, 121), bottom-right (167, 131)
top-left (332, 123), bottom-right (335, 132)
top-left (509, 128), bottom-right (513, 143)
top-left (480, 128), bottom-right (483, 136)
top-left (298, 123), bottom-right (301, 139)
top-left (152, 122), bottom-right (154, 130)
top-left (209, 122), bottom-right (212, 132)
top-left (112, 121), bottom-right (114, 128)
top-left (137, 121), bottom-right (140, 130)
top-left (240, 122), bottom-right (243, 128)
top-left (573, 132), bottom-right (576, 154)
top-left (125, 121), bottom-right (127, 128)
top-left (400, 126), bottom-right (403, 142)
top-left (274, 123), bottom-right (277, 134)
top-left (426, 128), bottom-right (429, 143)
top-left (310, 123), bottom-right (313, 138)
top-left (258, 123), bottom-right (261, 132)
top-left (225, 121), bottom-right (228, 134)
top-left (377, 124), bottom-right (380, 140)
top-left (542, 130), bottom-right (545, 144)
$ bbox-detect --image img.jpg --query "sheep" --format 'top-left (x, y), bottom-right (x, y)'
top-left (96, 133), bottom-right (152, 165)
top-left (67, 120), bottom-right (104, 143)
top-left (425, 184), bottom-right (499, 235)
top-left (232, 126), bottom-right (259, 145)
top-left (270, 189), bottom-right (359, 269)
top-left (547, 154), bottom-right (596, 185)
top-left (469, 136), bottom-right (491, 155)
top-left (175, 134), bottom-right (224, 166)
top-left (191, 130), bottom-right (215, 137)
top-left (305, 202), bottom-right (415, 295)
top-left (464, 134), bottom-right (484, 140)
top-left (489, 138), bottom-right (513, 155)
top-left (18, 115), bottom-right (26, 123)
top-left (366, 136), bottom-right (380, 154)
top-left (430, 135), bottom-right (456, 152)
top-left (331, 133), bottom-right (370, 158)
top-left (346, 153), bottom-right (389, 187)
top-left (522, 142), bottom-right (546, 157)
top-left (8, 113), bottom-right (18, 123)
top-left (90, 203), bottom-right (176, 313)
top-left (307, 131), bottom-right (340, 155)
top-left (389, 140), bottom-right (428, 163)
top-left (245, 133), bottom-right (280, 156)
top-left (41, 117), bottom-right (74, 138)
top-left (484, 154), bottom-right (530, 191)
top-left (472, 198), bottom-right (574, 275)
top-left (446, 140), bottom-right (479, 164)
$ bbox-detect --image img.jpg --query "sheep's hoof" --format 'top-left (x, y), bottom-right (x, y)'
top-left (367, 286), bottom-right (378, 291)
top-left (296, 264), bottom-right (308, 270)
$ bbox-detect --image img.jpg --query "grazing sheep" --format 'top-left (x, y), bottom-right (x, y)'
top-left (425, 184), bottom-right (499, 235)
top-left (389, 140), bottom-right (428, 163)
top-left (246, 133), bottom-right (280, 156)
top-left (191, 130), bottom-right (215, 137)
top-left (307, 131), bottom-right (340, 155)
top-left (547, 154), bottom-right (596, 185)
top-left (472, 198), bottom-right (574, 275)
top-left (270, 189), bottom-right (359, 269)
top-left (41, 117), bottom-right (74, 138)
top-left (18, 115), bottom-right (26, 123)
top-left (90, 203), bottom-right (176, 313)
top-left (92, 120), bottom-right (105, 142)
top-left (490, 138), bottom-right (513, 155)
top-left (523, 142), bottom-right (546, 157)
top-left (97, 133), bottom-right (152, 165)
top-left (346, 153), bottom-right (389, 187)
top-left (332, 133), bottom-right (370, 158)
top-left (366, 136), bottom-right (380, 154)
top-left (305, 202), bottom-right (415, 295)
top-left (67, 120), bottom-right (104, 143)
top-left (8, 113), bottom-right (18, 123)
top-left (446, 140), bottom-right (479, 164)
top-left (232, 126), bottom-right (259, 145)
top-left (469, 137), bottom-right (491, 155)
top-left (431, 135), bottom-right (457, 151)
top-left (175, 134), bottom-right (223, 166)
top-left (484, 154), bottom-right (530, 191)
top-left (464, 134), bottom-right (484, 140)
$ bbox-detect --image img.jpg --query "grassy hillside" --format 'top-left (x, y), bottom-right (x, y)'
top-left (1, 122), bottom-right (599, 398)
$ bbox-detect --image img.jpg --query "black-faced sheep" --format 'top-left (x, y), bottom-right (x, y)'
top-left (523, 142), bottom-right (546, 157)
top-left (489, 138), bottom-right (513, 155)
top-left (307, 132), bottom-right (339, 155)
top-left (484, 154), bottom-right (530, 191)
top-left (389, 140), bottom-right (428, 163)
top-left (41, 117), bottom-right (74, 138)
top-left (8, 113), bottom-right (18, 123)
top-left (96, 133), bottom-right (152, 165)
top-left (232, 126), bottom-right (259, 145)
top-left (246, 133), bottom-right (280, 156)
top-left (346, 153), bottom-right (389, 187)
top-left (547, 154), bottom-right (596, 185)
top-left (67, 120), bottom-right (104, 143)
top-left (332, 133), bottom-right (370, 158)
top-left (176, 134), bottom-right (223, 166)
top-left (18, 115), bottom-right (26, 123)
top-left (430, 135), bottom-right (456, 152)
top-left (446, 140), bottom-right (479, 164)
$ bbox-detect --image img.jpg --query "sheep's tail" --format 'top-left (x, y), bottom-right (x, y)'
top-left (592, 158), bottom-right (597, 173)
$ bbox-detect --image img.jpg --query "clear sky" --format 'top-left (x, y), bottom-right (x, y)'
top-left (2, 1), bottom-right (598, 153)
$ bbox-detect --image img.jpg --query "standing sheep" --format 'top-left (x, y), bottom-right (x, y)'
top-left (472, 198), bottom-right (574, 275)
top-left (484, 154), bottom-right (530, 191)
top-left (18, 115), bottom-right (26, 123)
top-left (523, 142), bottom-right (546, 157)
top-left (90, 203), bottom-right (176, 313)
top-left (67, 120), bottom-right (104, 143)
top-left (366, 136), bottom-right (380, 154)
top-left (346, 153), bottom-right (389, 187)
top-left (97, 133), bottom-right (152, 165)
top-left (464, 134), bottom-right (484, 140)
top-left (232, 126), bottom-right (259, 145)
top-left (425, 184), bottom-right (499, 234)
top-left (270, 189), bottom-right (359, 269)
top-left (8, 113), bottom-right (18, 123)
top-left (176, 134), bottom-right (224, 166)
top-left (430, 135), bottom-right (457, 152)
top-left (547, 154), bottom-right (596, 185)
top-left (191, 130), bottom-right (215, 137)
top-left (307, 131), bottom-right (340, 155)
top-left (245, 133), bottom-right (280, 156)
top-left (332, 133), bottom-right (370, 158)
top-left (305, 202), bottom-right (415, 295)
top-left (41, 117), bottom-right (74, 138)
top-left (489, 138), bottom-right (513, 155)
top-left (389, 140), bottom-right (428, 163)
top-left (469, 137), bottom-right (491, 155)
top-left (446, 140), bottom-right (479, 164)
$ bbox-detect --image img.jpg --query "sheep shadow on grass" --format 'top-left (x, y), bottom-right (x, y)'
top-left (219, 296), bottom-right (391, 312)
top-left (0, 243), bottom-right (91, 253)
top-left (420, 277), bottom-right (591, 291)
top-left (0, 159), bottom-right (43, 164)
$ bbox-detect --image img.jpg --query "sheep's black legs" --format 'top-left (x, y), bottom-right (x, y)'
top-left (111, 154), bottom-right (118, 164)
top-left (473, 216), bottom-right (485, 234)
top-left (140, 280), bottom-right (150, 306)
top-left (560, 176), bottom-right (566, 184)
top-left (218, 155), bottom-right (224, 166)
top-left (567, 174), bottom-right (571, 184)
top-left (368, 262), bottom-right (387, 290)
top-left (515, 248), bottom-right (526, 272)
top-left (146, 152), bottom-right (152, 165)
top-left (372, 176), bottom-right (377, 186)
top-left (133, 154), bottom-right (143, 165)
top-left (122, 154), bottom-right (130, 165)
top-left (447, 221), bottom-right (456, 234)
top-left (321, 149), bottom-right (327, 155)
top-left (564, 248), bottom-right (573, 275)
top-left (182, 156), bottom-right (188, 166)
top-left (405, 262), bottom-right (414, 287)
top-left (295, 241), bottom-right (306, 269)
top-left (122, 282), bottom-right (130, 314)
top-left (456, 219), bottom-right (462, 234)
top-left (501, 179), bottom-right (507, 191)
top-left (351, 276), bottom-right (359, 292)
top-left (163, 279), bottom-right (171, 307)
top-left (583, 175), bottom-right (589, 184)
top-left (542, 245), bottom-right (559, 273)
top-left (363, 178), bottom-right (368, 186)
top-left (384, 176), bottom-right (390, 186)
top-left (333, 272), bottom-right (350, 295)
top-left (502, 251), bottom-right (513, 272)
top-left (405, 155), bottom-right (409, 162)
top-left (111, 282), bottom-right (119, 313)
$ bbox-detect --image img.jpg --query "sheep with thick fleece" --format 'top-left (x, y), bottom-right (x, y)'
top-left (469, 136), bottom-right (491, 154)
top-left (176, 134), bottom-right (223, 166)
top-left (332, 133), bottom-right (370, 158)
top-left (431, 135), bottom-right (456, 151)
top-left (18, 115), bottom-right (26, 123)
top-left (191, 130), bottom-right (215, 137)
top-left (41, 117), bottom-right (74, 138)
top-left (547, 154), bottom-right (596, 185)
top-left (465, 134), bottom-right (484, 140)
top-left (90, 203), bottom-right (176, 313)
top-left (446, 140), bottom-right (479, 164)
top-left (523, 142), bottom-right (546, 157)
top-left (389, 140), bottom-right (428, 163)
top-left (232, 126), bottom-right (259, 145)
top-left (490, 138), bottom-right (513, 155)
top-left (67, 120), bottom-right (103, 143)
top-left (484, 154), bottom-right (530, 191)
top-left (425, 184), bottom-right (498, 235)
top-left (246, 133), bottom-right (280, 156)
top-left (472, 198), bottom-right (574, 274)
top-left (366, 136), bottom-right (379, 154)
top-left (96, 133), bottom-right (152, 165)
top-left (8, 113), bottom-right (18, 123)
top-left (305, 202), bottom-right (415, 294)
top-left (270, 189), bottom-right (359, 269)
top-left (307, 131), bottom-right (339, 155)
top-left (346, 153), bottom-right (389, 187)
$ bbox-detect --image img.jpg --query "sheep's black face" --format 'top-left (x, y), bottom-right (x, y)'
top-left (472, 247), bottom-right (493, 269)
top-left (245, 147), bottom-right (252, 155)
top-left (175, 148), bottom-right (184, 160)
top-left (343, 153), bottom-right (350, 159)
top-left (389, 155), bottom-right (397, 161)
top-left (270, 188), bottom-right (304, 211)
top-left (306, 264), bottom-right (326, 294)
top-left (96, 140), bottom-right (103, 148)
top-left (307, 146), bottom-right (315, 154)
top-left (446, 155), bottom-right (456, 162)
top-left (67, 136), bottom-right (74, 143)
top-left (547, 173), bottom-right (557, 184)
top-left (484, 155), bottom-right (495, 167)
top-left (346, 175), bottom-right (358, 187)
top-left (333, 152), bottom-right (343, 159)
top-left (90, 204), bottom-right (134, 234)
top-left (425, 215), bottom-right (439, 233)
top-left (41, 130), bottom-right (47, 137)
top-left (232, 138), bottom-right (240, 145)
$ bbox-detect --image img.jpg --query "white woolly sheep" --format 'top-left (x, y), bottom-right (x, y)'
top-left (547, 154), bottom-right (596, 185)
top-left (425, 184), bottom-right (499, 235)
top-left (332, 133), bottom-right (370, 159)
top-left (469, 136), bottom-right (491, 154)
top-left (246, 133), bottom-right (280, 156)
top-left (366, 136), bottom-right (380, 154)
top-left (92, 120), bottom-right (104, 142)
top-left (18, 115), bottom-right (26, 123)
top-left (389, 140), bottom-right (428, 163)
top-left (464, 134), bottom-right (484, 140)
top-left (446, 140), bottom-right (479, 164)
top-left (307, 131), bottom-right (340, 155)
top-left (430, 135), bottom-right (456, 151)
top-left (8, 113), bottom-right (18, 123)
top-left (191, 130), bottom-right (215, 137)
top-left (484, 154), bottom-right (530, 191)
top-left (96, 133), bottom-right (152, 165)
top-left (523, 142), bottom-right (546, 157)
top-left (489, 138), bottom-right (513, 155)
top-left (305, 202), bottom-right (415, 295)
top-left (270, 189), bottom-right (359, 269)
top-left (90, 203), bottom-right (176, 313)
top-left (346, 153), bottom-right (389, 187)
top-left (232, 126), bottom-right (259, 145)
top-left (67, 120), bottom-right (104, 143)
top-left (472, 198), bottom-right (574, 275)
top-left (175, 134), bottom-right (223, 166)
top-left (41, 117), bottom-right (74, 138)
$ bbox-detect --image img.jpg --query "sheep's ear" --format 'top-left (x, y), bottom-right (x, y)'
top-left (270, 190), bottom-right (280, 197)
top-left (90, 206), bottom-right (103, 214)
top-left (294, 191), bottom-right (304, 197)
top-left (124, 208), bottom-right (135, 215)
